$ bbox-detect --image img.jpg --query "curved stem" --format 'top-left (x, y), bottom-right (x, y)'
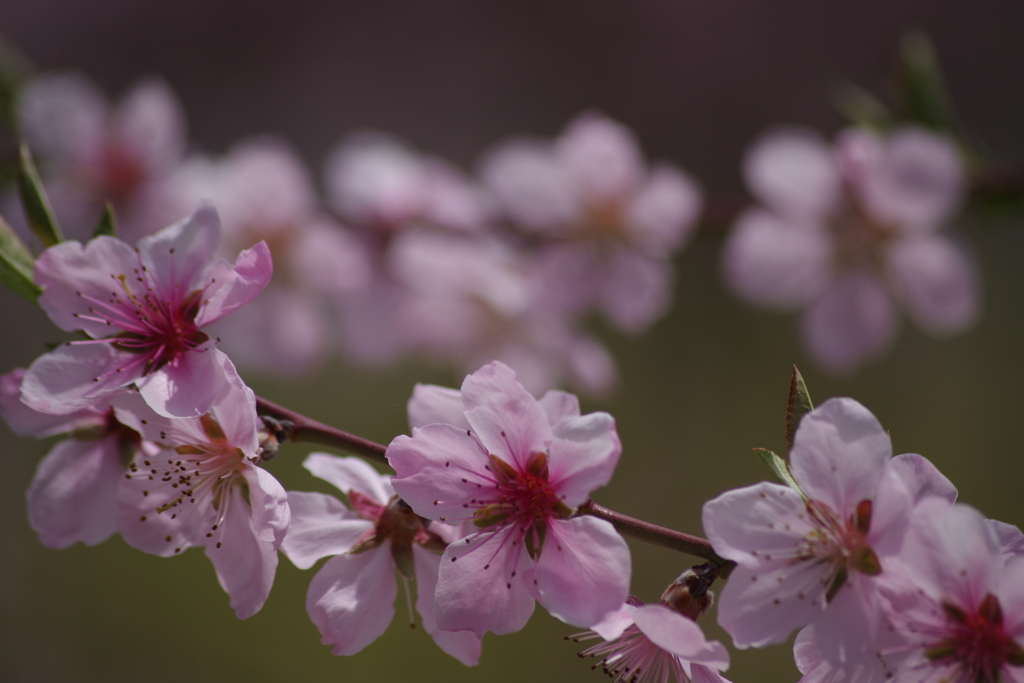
top-left (255, 396), bottom-right (388, 465)
top-left (577, 499), bottom-right (733, 573)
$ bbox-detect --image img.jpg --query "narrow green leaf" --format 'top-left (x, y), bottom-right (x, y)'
top-left (895, 31), bottom-right (959, 134)
top-left (93, 202), bottom-right (117, 238)
top-left (786, 365), bottom-right (814, 452)
top-left (753, 448), bottom-right (803, 496)
top-left (17, 143), bottom-right (64, 247)
top-left (830, 82), bottom-right (892, 130)
top-left (0, 32), bottom-right (32, 130)
top-left (0, 214), bottom-right (41, 302)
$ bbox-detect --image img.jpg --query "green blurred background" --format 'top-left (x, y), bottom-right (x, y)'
top-left (1, 2), bottom-right (1022, 682)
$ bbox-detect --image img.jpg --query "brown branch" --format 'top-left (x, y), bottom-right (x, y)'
top-left (255, 396), bottom-right (389, 465)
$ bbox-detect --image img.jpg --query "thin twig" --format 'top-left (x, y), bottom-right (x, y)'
top-left (255, 396), bottom-right (389, 465)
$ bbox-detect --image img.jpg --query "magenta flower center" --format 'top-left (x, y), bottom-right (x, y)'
top-left (72, 251), bottom-right (212, 378)
top-left (794, 498), bottom-right (880, 602)
top-left (471, 452), bottom-right (572, 542)
top-left (575, 623), bottom-right (686, 683)
top-left (927, 594), bottom-right (1024, 682)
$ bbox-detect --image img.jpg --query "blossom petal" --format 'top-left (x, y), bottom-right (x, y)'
top-left (557, 112), bottom-right (643, 202)
top-left (137, 203), bottom-right (219, 293)
top-left (137, 343), bottom-right (225, 418)
top-left (537, 389), bottom-right (580, 425)
top-left (1, 368), bottom-right (105, 437)
top-left (387, 424), bottom-right (492, 524)
top-left (702, 481), bottom-right (809, 568)
top-left (988, 519), bottom-right (1024, 560)
top-left (307, 547), bottom-right (398, 655)
top-left (886, 235), bottom-right (980, 336)
top-left (744, 127), bottom-right (841, 221)
top-left (479, 139), bottom-right (581, 232)
top-left (27, 437), bottom-right (124, 548)
top-left (280, 491), bottom-right (370, 569)
top-left (408, 384), bottom-right (468, 430)
top-left (886, 453), bottom-right (957, 505)
top-left (435, 528), bottom-right (536, 636)
top-left (547, 412), bottom-right (621, 508)
top-left (801, 269), bottom-right (898, 375)
top-left (413, 546), bottom-right (483, 666)
top-left (534, 517), bottom-right (630, 628)
top-left (115, 78), bottom-right (187, 173)
top-left (794, 625), bottom-right (894, 683)
top-left (461, 361), bottom-right (553, 469)
top-left (195, 241), bottom-right (273, 327)
top-left (600, 247), bottom-right (673, 333)
top-left (721, 208), bottom-right (833, 309)
top-left (21, 341), bottom-right (144, 414)
top-left (246, 465), bottom-right (290, 546)
top-left (632, 604), bottom-right (730, 669)
top-left (790, 398), bottom-right (892, 514)
top-left (304, 453), bottom-right (394, 505)
top-left (204, 484), bottom-right (279, 620)
top-left (623, 163), bottom-right (702, 252)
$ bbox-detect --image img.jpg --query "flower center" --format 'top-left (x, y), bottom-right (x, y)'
top-left (927, 594), bottom-right (1024, 682)
top-left (796, 499), bottom-right (881, 602)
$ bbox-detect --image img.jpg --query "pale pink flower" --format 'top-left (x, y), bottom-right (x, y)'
top-left (324, 131), bottom-right (494, 234)
top-left (17, 73), bottom-right (190, 242)
top-left (878, 500), bottom-right (1024, 682)
top-left (0, 368), bottom-right (151, 548)
top-left (386, 361), bottom-right (630, 637)
top-left (480, 111), bottom-right (702, 332)
top-left (20, 203), bottom-right (272, 418)
top-left (281, 453), bottom-right (481, 665)
top-left (989, 520), bottom-right (1024, 561)
top-left (702, 398), bottom-right (929, 665)
top-left (573, 599), bottom-right (732, 683)
top-left (112, 352), bottom-right (289, 619)
top-left (793, 623), bottom-right (897, 683)
top-left (722, 126), bottom-right (978, 374)
top-left (390, 230), bottom-right (617, 396)
top-left (176, 138), bottom-right (370, 376)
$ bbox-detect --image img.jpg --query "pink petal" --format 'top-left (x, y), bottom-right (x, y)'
top-left (137, 343), bottom-right (225, 418)
top-left (632, 604), bottom-right (730, 669)
top-left (807, 575), bottom-right (884, 667)
top-left (115, 78), bottom-right (186, 174)
top-left (702, 481), bottom-right (809, 568)
top-left (280, 492), bottom-right (370, 569)
top-left (556, 112), bottom-right (643, 202)
top-left (794, 625), bottom-right (894, 683)
top-left (744, 127), bottom-right (841, 221)
top-left (137, 203), bottom-right (220, 293)
top-left (533, 517), bottom-right (630, 628)
top-left (27, 437), bottom-right (124, 548)
top-left (858, 127), bottom-right (964, 231)
top-left (460, 361), bottom-right (553, 470)
top-left (246, 466), bottom-right (290, 546)
top-left (413, 546), bottom-right (483, 666)
top-left (204, 351), bottom-right (260, 454)
top-left (886, 235), bottom-right (980, 335)
top-left (537, 389), bottom-right (581, 425)
top-left (600, 247), bottom-right (673, 333)
top-left (623, 163), bottom-right (703, 252)
top-left (408, 384), bottom-right (469, 430)
top-left (589, 603), bottom-right (637, 641)
top-left (435, 527), bottom-right (536, 636)
top-left (117, 460), bottom-right (199, 557)
top-left (1, 368), bottom-right (106, 437)
top-left (790, 398), bottom-right (892, 515)
top-left (306, 547), bottom-right (398, 655)
top-left (18, 73), bottom-right (107, 163)
top-left (721, 208), bottom-right (834, 310)
top-left (887, 453), bottom-right (957, 505)
top-left (386, 424), bottom-right (492, 523)
top-left (204, 483), bottom-right (279, 619)
top-left (690, 664), bottom-right (734, 683)
top-left (21, 341), bottom-right (144, 414)
top-left (34, 235), bottom-right (143, 337)
top-left (304, 453), bottom-right (394, 505)
top-left (547, 412), bottom-right (621, 508)
top-left (988, 519), bottom-right (1024, 560)
top-left (801, 270), bottom-right (898, 375)
top-left (195, 240), bottom-right (273, 327)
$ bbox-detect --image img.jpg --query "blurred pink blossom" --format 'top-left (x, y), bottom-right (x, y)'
top-left (480, 111), bottom-right (702, 332)
top-left (723, 126), bottom-right (979, 374)
top-left (281, 453), bottom-right (481, 665)
top-left (16, 73), bottom-right (190, 242)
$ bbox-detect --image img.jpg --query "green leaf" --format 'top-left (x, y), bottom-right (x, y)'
top-left (830, 82), bottom-right (892, 130)
top-left (93, 202), bottom-right (117, 238)
top-left (786, 365), bottom-right (814, 452)
top-left (0, 33), bottom-right (32, 130)
top-left (753, 448), bottom-right (803, 496)
top-left (0, 214), bottom-right (41, 302)
top-left (17, 143), bottom-right (64, 248)
top-left (895, 31), bottom-right (960, 134)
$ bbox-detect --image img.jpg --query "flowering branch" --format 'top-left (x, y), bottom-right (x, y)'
top-left (577, 499), bottom-right (733, 571)
top-left (254, 396), bottom-right (389, 466)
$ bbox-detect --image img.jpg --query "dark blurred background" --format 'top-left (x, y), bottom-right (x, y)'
top-left (1, 1), bottom-right (1022, 681)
